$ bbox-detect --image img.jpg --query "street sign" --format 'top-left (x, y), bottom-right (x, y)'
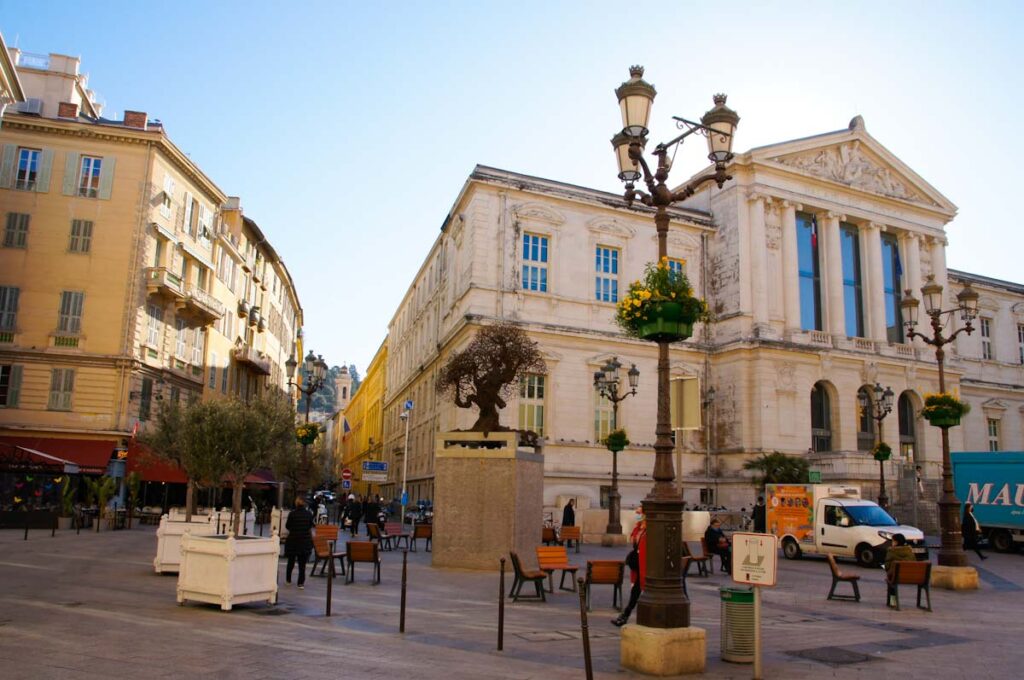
top-left (341, 480), bottom-right (351, 490)
top-left (362, 461), bottom-right (388, 472)
top-left (732, 532), bottom-right (779, 587)
top-left (362, 472), bottom-right (388, 483)
top-left (401, 491), bottom-right (408, 505)
top-left (404, 399), bottom-right (414, 411)
top-left (341, 468), bottom-right (353, 480)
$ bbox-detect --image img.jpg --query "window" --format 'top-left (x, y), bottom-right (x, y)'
top-left (594, 391), bottom-right (614, 442)
top-left (15, 148), bottom-right (40, 190)
top-left (840, 224), bottom-right (864, 337)
top-left (68, 219), bottom-right (93, 253)
top-left (1018, 324), bottom-right (1024, 364)
top-left (48, 368), bottom-right (75, 410)
top-left (987, 418), bottom-right (1000, 451)
top-left (595, 246), bottom-right (619, 303)
top-left (898, 393), bottom-right (917, 462)
top-left (4, 213), bottom-right (30, 248)
top-left (192, 327), bottom-right (204, 365)
top-left (0, 286), bottom-right (19, 331)
top-left (175, 319), bottom-right (187, 358)
top-left (881, 235), bottom-right (904, 343)
top-left (522, 233), bottom-right (549, 292)
top-left (153, 238), bottom-right (164, 267)
top-left (0, 365), bottom-right (23, 407)
top-left (58, 291), bottom-right (84, 333)
top-left (183, 192), bottom-right (196, 237)
top-left (197, 204), bottom-right (212, 241)
top-left (209, 352), bottom-right (218, 388)
top-left (667, 258), bottom-right (686, 278)
top-left (981, 318), bottom-right (993, 360)
top-left (78, 156), bottom-right (102, 198)
top-left (519, 374), bottom-right (546, 436)
top-left (221, 365), bottom-right (229, 393)
top-left (824, 505), bottom-right (851, 527)
top-left (811, 382), bottom-right (831, 452)
top-left (147, 304), bottom-right (163, 346)
top-left (856, 386), bottom-right (875, 451)
top-left (797, 212), bottom-right (822, 331)
top-left (139, 377), bottom-right (153, 421)
top-left (160, 175), bottom-right (175, 219)
top-left (170, 386), bottom-right (180, 404)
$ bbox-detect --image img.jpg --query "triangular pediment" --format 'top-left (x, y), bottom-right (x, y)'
top-left (751, 118), bottom-right (955, 213)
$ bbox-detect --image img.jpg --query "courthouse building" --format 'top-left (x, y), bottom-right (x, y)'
top-left (377, 115), bottom-right (1023, 530)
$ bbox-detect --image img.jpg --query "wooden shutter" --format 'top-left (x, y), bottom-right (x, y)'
top-left (0, 144), bottom-right (15, 188)
top-left (69, 220), bottom-right (81, 252)
top-left (81, 221), bottom-right (93, 251)
top-left (36, 149), bottom-right (54, 192)
top-left (61, 369), bottom-right (75, 410)
top-left (97, 156), bottom-right (116, 199)
top-left (6, 365), bottom-right (22, 406)
top-left (62, 152), bottom-right (80, 195)
top-left (48, 369), bottom-right (63, 409)
top-left (0, 287), bottom-right (18, 330)
top-left (183, 192), bottom-right (194, 235)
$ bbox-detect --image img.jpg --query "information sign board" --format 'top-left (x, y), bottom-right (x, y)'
top-left (731, 532), bottom-right (779, 587)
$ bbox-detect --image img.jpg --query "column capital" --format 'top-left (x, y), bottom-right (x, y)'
top-left (926, 235), bottom-right (949, 247)
top-left (826, 211), bottom-right (846, 221)
top-left (780, 199), bottom-right (802, 211)
top-left (867, 221), bottom-right (887, 232)
top-left (746, 190), bottom-right (770, 204)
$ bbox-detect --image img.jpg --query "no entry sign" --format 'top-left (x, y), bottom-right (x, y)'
top-left (341, 468), bottom-right (353, 480)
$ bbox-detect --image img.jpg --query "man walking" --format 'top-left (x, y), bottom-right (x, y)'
top-left (284, 497), bottom-right (315, 589)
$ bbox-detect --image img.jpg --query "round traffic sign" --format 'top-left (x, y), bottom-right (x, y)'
top-left (341, 468), bottom-right (353, 480)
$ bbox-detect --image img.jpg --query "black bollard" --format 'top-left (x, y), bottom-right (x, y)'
top-left (326, 539), bottom-right (335, 617)
top-left (23, 510), bottom-right (29, 541)
top-left (577, 577), bottom-right (593, 680)
top-left (498, 557), bottom-right (506, 651)
top-left (52, 512), bottom-right (56, 538)
top-left (400, 549), bottom-right (408, 633)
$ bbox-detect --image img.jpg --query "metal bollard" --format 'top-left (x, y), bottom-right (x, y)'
top-left (52, 512), bottom-right (57, 538)
top-left (24, 511), bottom-right (29, 541)
top-left (498, 557), bottom-right (506, 651)
top-left (400, 549), bottom-right (408, 633)
top-left (577, 577), bottom-right (593, 680)
top-left (326, 540), bottom-right (335, 617)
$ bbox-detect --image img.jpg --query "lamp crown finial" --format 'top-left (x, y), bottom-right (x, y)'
top-left (713, 93), bottom-right (728, 106)
top-left (629, 65), bottom-right (644, 78)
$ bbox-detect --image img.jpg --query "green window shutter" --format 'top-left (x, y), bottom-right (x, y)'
top-left (36, 149), bottom-right (54, 192)
top-left (0, 145), bottom-right (16, 188)
top-left (97, 156), bottom-right (116, 200)
top-left (62, 369), bottom-right (75, 410)
top-left (62, 152), bottom-right (80, 195)
top-left (7, 365), bottom-right (22, 406)
top-left (48, 369), bottom-right (62, 409)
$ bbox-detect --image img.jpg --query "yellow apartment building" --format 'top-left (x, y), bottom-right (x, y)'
top-left (338, 340), bottom-right (386, 497)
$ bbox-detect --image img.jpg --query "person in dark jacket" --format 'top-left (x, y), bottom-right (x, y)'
top-left (366, 495), bottom-right (382, 530)
top-left (561, 499), bottom-right (575, 527)
top-left (962, 502), bottom-right (987, 560)
top-left (613, 508), bottom-right (646, 627)
top-left (704, 518), bottom-right (732, 574)
top-left (345, 494), bottom-right (363, 536)
top-left (752, 496), bottom-right (766, 533)
top-left (284, 497), bottom-right (315, 588)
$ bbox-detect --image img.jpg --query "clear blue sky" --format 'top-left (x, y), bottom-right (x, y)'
top-left (3, 1), bottom-right (1022, 373)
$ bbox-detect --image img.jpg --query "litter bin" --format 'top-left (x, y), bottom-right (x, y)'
top-left (720, 586), bottom-right (754, 663)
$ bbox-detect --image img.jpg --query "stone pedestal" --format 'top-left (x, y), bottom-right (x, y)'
top-left (931, 565), bottom-right (979, 590)
top-left (432, 431), bottom-right (543, 571)
top-left (621, 624), bottom-right (707, 676)
top-left (601, 533), bottom-right (628, 547)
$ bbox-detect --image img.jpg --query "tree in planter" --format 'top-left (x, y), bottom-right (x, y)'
top-left (59, 476), bottom-right (76, 523)
top-left (86, 476), bottom-right (117, 532)
top-left (742, 452), bottom-right (811, 489)
top-left (435, 323), bottom-right (546, 434)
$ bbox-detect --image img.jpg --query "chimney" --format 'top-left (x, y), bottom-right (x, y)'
top-left (123, 110), bottom-right (148, 130)
top-left (57, 102), bottom-right (79, 119)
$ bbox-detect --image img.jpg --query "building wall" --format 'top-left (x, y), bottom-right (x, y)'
top-left (339, 340), bottom-right (386, 496)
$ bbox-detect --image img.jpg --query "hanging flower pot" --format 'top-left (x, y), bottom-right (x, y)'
top-left (615, 258), bottom-right (706, 344)
top-left (603, 428), bottom-right (630, 453)
top-left (921, 392), bottom-right (970, 429)
top-left (872, 442), bottom-right (892, 462)
top-left (638, 302), bottom-right (694, 343)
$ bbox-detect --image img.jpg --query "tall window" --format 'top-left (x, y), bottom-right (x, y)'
top-left (898, 393), bottom-right (917, 462)
top-left (981, 318), bottom-right (993, 360)
top-left (3, 213), bottom-right (30, 248)
top-left (668, 258), bottom-right (686, 277)
top-left (856, 386), bottom-right (875, 451)
top-left (160, 175), bottom-right (175, 219)
top-left (881, 235), bottom-right (904, 343)
top-left (519, 374), bottom-right (546, 436)
top-left (209, 352), bottom-right (218, 388)
top-left (58, 291), bottom-right (84, 333)
top-left (153, 238), bottom-right (163, 267)
top-left (69, 219), bottom-right (93, 253)
top-left (139, 377), bottom-right (153, 421)
top-left (15, 148), bottom-right (40, 190)
top-left (48, 368), bottom-right (75, 411)
top-left (840, 224), bottom-right (864, 337)
top-left (147, 304), bottom-right (163, 346)
top-left (1018, 324), bottom-right (1024, 364)
top-left (595, 246), bottom-right (619, 303)
top-left (175, 319), bottom-right (188, 358)
top-left (191, 327), bottom-right (204, 365)
top-left (0, 365), bottom-right (23, 407)
top-left (987, 418), bottom-right (1000, 451)
top-left (811, 382), bottom-right (832, 452)
top-left (0, 287), bottom-right (19, 331)
top-left (78, 156), bottom-right (102, 198)
top-left (221, 365), bottom-right (229, 393)
top-left (797, 212), bottom-right (822, 331)
top-left (522, 233), bottom-right (549, 292)
top-left (594, 391), bottom-right (614, 442)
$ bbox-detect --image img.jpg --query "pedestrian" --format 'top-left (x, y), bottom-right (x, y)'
top-left (962, 502), bottom-right (987, 560)
top-left (284, 496), bottom-right (315, 589)
top-left (613, 508), bottom-right (646, 627)
top-left (366, 494), bottom-right (382, 530)
top-left (752, 495), bottom-right (766, 533)
top-left (704, 518), bottom-right (732, 574)
top-left (344, 494), bottom-right (363, 536)
top-left (915, 465), bottom-right (925, 498)
top-left (561, 498), bottom-right (575, 528)
top-left (884, 533), bottom-right (917, 607)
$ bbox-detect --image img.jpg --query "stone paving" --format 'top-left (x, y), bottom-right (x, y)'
top-left (0, 524), bottom-right (1021, 679)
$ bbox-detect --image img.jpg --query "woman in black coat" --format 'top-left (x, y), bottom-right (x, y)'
top-left (345, 495), bottom-right (363, 536)
top-left (284, 497), bottom-right (315, 588)
top-left (961, 502), bottom-right (987, 560)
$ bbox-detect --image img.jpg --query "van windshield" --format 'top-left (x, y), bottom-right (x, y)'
top-left (845, 505), bottom-right (897, 527)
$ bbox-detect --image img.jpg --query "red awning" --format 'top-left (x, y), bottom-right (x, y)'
top-left (126, 445), bottom-right (279, 486)
top-left (0, 436), bottom-right (116, 474)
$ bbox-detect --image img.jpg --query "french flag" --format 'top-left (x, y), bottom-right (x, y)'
top-left (810, 215), bottom-right (818, 249)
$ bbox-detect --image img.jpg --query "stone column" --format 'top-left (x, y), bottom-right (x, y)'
top-left (864, 222), bottom-right (887, 343)
top-left (748, 192), bottom-right (769, 329)
top-left (821, 211), bottom-right (846, 337)
top-left (736, 192), bottom-right (752, 316)
top-left (780, 201), bottom-right (801, 332)
top-left (902, 232), bottom-right (924, 347)
top-left (930, 236), bottom-right (950, 297)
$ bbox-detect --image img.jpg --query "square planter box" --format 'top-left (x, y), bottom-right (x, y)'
top-left (154, 515), bottom-right (217, 574)
top-left (176, 533), bottom-right (280, 611)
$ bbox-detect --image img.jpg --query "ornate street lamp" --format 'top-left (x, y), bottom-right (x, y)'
top-left (900, 274), bottom-right (979, 567)
top-left (286, 350), bottom-right (329, 495)
top-left (610, 66), bottom-right (738, 629)
top-left (858, 382), bottom-right (894, 508)
top-left (594, 357), bottom-right (640, 542)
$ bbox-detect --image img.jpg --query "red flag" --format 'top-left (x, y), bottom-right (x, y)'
top-left (810, 215), bottom-right (818, 249)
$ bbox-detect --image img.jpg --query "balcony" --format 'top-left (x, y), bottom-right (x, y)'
top-left (233, 346), bottom-right (272, 376)
top-left (145, 267), bottom-right (186, 301)
top-left (179, 286), bottom-right (226, 325)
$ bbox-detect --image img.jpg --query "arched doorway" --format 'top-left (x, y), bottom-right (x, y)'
top-left (856, 385), bottom-right (876, 451)
top-left (898, 392), bottom-right (919, 463)
top-left (811, 382), bottom-right (832, 452)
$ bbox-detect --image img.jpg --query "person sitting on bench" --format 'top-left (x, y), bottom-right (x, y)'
top-left (704, 518), bottom-right (732, 574)
top-left (884, 533), bottom-right (916, 607)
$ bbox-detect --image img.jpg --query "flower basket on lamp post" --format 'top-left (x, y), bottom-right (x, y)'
top-left (921, 393), bottom-right (970, 429)
top-left (616, 258), bottom-right (705, 344)
top-left (872, 442), bottom-right (892, 462)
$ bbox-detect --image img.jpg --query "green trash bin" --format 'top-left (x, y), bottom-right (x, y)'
top-left (720, 586), bottom-right (755, 663)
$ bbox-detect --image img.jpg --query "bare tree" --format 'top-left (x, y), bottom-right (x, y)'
top-left (436, 323), bottom-right (546, 433)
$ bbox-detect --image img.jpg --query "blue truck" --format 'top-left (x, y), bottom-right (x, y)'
top-left (951, 451), bottom-right (1024, 553)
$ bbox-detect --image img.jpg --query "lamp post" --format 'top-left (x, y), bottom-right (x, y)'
top-left (900, 274), bottom-right (979, 568)
top-left (858, 382), bottom-right (894, 509)
top-left (610, 66), bottom-right (739, 628)
top-left (593, 357), bottom-right (640, 539)
top-left (399, 405), bottom-right (412, 526)
top-left (285, 350), bottom-right (328, 496)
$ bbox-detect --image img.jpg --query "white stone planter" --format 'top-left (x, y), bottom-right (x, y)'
top-left (176, 533), bottom-right (280, 611)
top-left (270, 507), bottom-right (290, 539)
top-left (154, 515), bottom-right (216, 574)
top-left (210, 509), bottom-right (256, 536)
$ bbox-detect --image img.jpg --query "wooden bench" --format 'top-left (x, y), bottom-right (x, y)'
top-left (559, 525), bottom-right (582, 553)
top-left (314, 523), bottom-right (340, 542)
top-left (508, 551), bottom-right (546, 602)
top-left (535, 545), bottom-right (579, 592)
top-left (683, 540), bottom-right (709, 577)
top-left (366, 522), bottom-right (393, 551)
top-left (826, 554), bottom-right (860, 601)
top-left (411, 523), bottom-right (432, 552)
top-left (887, 561), bottom-right (932, 611)
top-left (345, 540), bottom-right (381, 584)
top-left (541, 526), bottom-right (558, 545)
top-left (585, 559), bottom-right (623, 611)
top-left (384, 522), bottom-right (410, 550)
top-left (311, 535), bottom-right (346, 577)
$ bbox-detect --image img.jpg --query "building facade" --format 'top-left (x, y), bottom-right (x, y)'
top-left (337, 341), bottom-right (386, 496)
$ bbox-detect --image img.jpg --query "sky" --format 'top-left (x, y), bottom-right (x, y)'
top-left (3, 1), bottom-right (1023, 373)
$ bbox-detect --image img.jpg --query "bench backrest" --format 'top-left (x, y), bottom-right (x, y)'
top-left (587, 559), bottom-right (624, 585)
top-left (315, 524), bottom-right (340, 542)
top-left (826, 553), bottom-right (842, 577)
top-left (536, 545), bottom-right (571, 569)
top-left (313, 535), bottom-right (333, 556)
top-left (510, 551), bottom-right (528, 577)
top-left (893, 560), bottom-right (930, 584)
top-left (384, 522), bottom-right (405, 536)
top-left (541, 526), bottom-right (557, 543)
top-left (413, 524), bottom-right (432, 539)
top-left (560, 526), bottom-right (581, 541)
top-left (348, 540), bottom-right (378, 562)
top-left (366, 523), bottom-right (382, 540)
top-left (686, 540), bottom-right (707, 559)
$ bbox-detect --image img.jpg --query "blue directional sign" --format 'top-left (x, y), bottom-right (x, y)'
top-left (341, 480), bottom-right (352, 490)
top-left (401, 491), bottom-right (408, 505)
top-left (404, 399), bottom-right (414, 411)
top-left (362, 461), bottom-right (388, 472)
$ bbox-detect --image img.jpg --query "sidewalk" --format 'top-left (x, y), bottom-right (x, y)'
top-left (0, 526), bottom-right (1020, 679)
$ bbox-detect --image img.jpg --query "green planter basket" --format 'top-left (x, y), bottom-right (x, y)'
top-left (926, 414), bottom-right (960, 428)
top-left (638, 302), bottom-right (694, 343)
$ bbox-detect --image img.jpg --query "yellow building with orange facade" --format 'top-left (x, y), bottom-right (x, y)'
top-left (337, 340), bottom-right (386, 497)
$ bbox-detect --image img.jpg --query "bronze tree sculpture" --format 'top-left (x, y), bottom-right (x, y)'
top-left (436, 323), bottom-right (546, 434)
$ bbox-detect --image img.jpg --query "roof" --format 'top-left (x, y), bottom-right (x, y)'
top-left (948, 268), bottom-right (1024, 295)
top-left (0, 32), bottom-right (26, 102)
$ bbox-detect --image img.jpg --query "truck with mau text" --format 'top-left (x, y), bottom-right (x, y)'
top-left (952, 451), bottom-right (1024, 552)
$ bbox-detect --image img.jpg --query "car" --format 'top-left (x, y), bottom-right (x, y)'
top-left (313, 490), bottom-right (336, 504)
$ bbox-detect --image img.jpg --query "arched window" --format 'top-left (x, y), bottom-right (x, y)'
top-left (811, 382), bottom-right (832, 452)
top-left (898, 392), bottom-right (917, 462)
top-left (856, 386), bottom-right (875, 451)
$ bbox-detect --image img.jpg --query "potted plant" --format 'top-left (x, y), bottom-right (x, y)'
top-left (295, 422), bottom-right (320, 446)
top-left (603, 428), bottom-right (630, 452)
top-left (871, 442), bottom-right (892, 462)
top-left (615, 257), bottom-right (707, 343)
top-left (58, 476), bottom-right (75, 530)
top-left (921, 392), bottom-right (971, 427)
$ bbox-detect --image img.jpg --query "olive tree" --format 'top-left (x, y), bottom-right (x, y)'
top-left (742, 452), bottom-right (811, 489)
